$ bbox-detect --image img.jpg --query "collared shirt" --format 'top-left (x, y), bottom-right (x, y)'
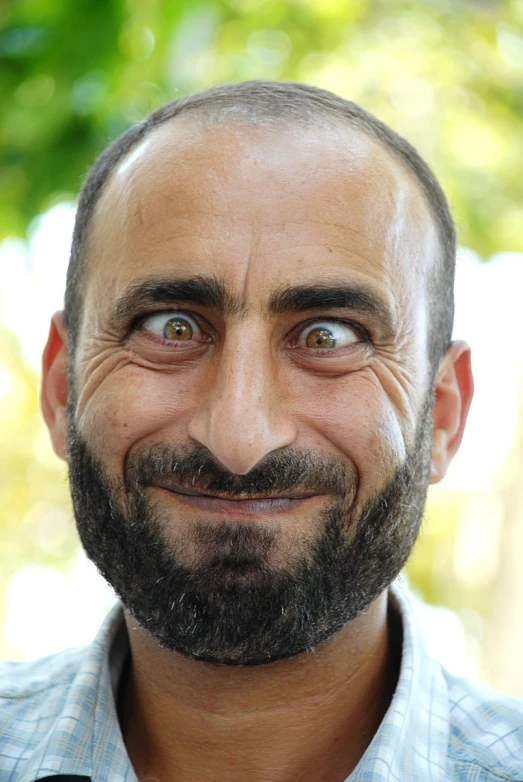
top-left (2, 585), bottom-right (523, 781)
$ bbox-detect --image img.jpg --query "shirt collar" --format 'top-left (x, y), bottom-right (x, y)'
top-left (349, 581), bottom-right (451, 781)
top-left (20, 581), bottom-right (450, 782)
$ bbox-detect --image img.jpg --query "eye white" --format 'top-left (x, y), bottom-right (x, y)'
top-left (299, 321), bottom-right (359, 349)
top-left (140, 311), bottom-right (201, 340)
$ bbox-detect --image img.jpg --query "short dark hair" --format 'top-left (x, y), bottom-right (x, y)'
top-left (64, 80), bottom-right (455, 370)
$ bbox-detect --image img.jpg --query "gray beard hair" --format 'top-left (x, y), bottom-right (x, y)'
top-left (66, 386), bottom-right (434, 666)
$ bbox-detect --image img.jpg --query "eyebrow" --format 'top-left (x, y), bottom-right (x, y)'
top-left (111, 276), bottom-right (243, 328)
top-left (267, 284), bottom-right (394, 333)
top-left (110, 275), bottom-right (395, 335)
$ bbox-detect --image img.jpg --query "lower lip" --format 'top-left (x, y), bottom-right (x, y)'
top-left (158, 488), bottom-right (317, 517)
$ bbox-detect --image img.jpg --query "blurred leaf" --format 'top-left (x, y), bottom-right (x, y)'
top-left (0, 0), bottom-right (521, 253)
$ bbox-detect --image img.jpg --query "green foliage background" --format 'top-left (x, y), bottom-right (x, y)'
top-left (1, 0), bottom-right (522, 660)
top-left (2, 0), bottom-right (523, 253)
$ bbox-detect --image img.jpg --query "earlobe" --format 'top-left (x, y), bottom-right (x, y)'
top-left (41, 312), bottom-right (69, 461)
top-left (429, 340), bottom-right (474, 484)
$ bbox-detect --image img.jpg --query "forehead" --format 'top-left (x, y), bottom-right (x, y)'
top-left (86, 118), bottom-right (438, 319)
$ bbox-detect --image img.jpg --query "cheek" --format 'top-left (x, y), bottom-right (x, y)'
top-left (77, 367), bottom-right (196, 473)
top-left (296, 373), bottom-right (408, 497)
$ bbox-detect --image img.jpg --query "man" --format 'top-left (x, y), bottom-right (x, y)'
top-left (1, 80), bottom-right (521, 781)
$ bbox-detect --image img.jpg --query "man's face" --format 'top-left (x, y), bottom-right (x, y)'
top-left (64, 119), bottom-right (442, 664)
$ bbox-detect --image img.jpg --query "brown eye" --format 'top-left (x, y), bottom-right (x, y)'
top-left (299, 321), bottom-right (359, 350)
top-left (164, 318), bottom-right (193, 340)
top-left (305, 327), bottom-right (336, 349)
top-left (140, 311), bottom-right (201, 341)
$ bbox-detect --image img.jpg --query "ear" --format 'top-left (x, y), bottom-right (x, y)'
top-left (430, 340), bottom-right (474, 484)
top-left (41, 312), bottom-right (69, 461)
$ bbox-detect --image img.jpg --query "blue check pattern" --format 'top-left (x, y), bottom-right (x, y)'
top-left (1, 584), bottom-right (523, 781)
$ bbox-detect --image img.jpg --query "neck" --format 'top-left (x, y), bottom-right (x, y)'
top-left (118, 590), bottom-right (399, 782)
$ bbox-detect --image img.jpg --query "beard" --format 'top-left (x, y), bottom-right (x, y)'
top-left (66, 388), bottom-right (434, 667)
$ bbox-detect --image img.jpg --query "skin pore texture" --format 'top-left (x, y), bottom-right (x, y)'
top-left (41, 118), bottom-right (474, 782)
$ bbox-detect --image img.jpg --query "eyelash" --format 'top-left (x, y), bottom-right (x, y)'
top-left (131, 310), bottom-right (210, 343)
top-left (131, 311), bottom-right (373, 348)
top-left (288, 318), bottom-right (372, 354)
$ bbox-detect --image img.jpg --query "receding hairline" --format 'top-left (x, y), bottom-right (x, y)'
top-left (65, 80), bottom-right (455, 368)
top-left (91, 109), bottom-right (438, 281)
top-left (100, 104), bottom-right (433, 226)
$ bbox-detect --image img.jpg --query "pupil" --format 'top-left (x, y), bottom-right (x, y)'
top-left (307, 328), bottom-right (335, 348)
top-left (165, 319), bottom-right (192, 340)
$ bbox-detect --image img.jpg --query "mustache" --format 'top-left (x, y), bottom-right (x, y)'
top-left (125, 444), bottom-right (355, 498)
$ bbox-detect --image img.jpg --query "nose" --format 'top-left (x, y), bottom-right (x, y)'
top-left (187, 328), bottom-right (297, 475)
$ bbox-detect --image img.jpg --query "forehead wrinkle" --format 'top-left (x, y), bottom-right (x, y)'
top-left (95, 124), bottom-right (432, 334)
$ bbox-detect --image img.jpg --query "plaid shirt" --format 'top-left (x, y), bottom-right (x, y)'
top-left (2, 585), bottom-right (523, 781)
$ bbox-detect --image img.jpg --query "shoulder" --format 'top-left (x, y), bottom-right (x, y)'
top-left (0, 647), bottom-right (85, 736)
top-left (445, 669), bottom-right (523, 781)
top-left (0, 646), bottom-right (85, 698)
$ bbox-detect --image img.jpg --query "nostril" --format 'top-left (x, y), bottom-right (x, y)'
top-left (187, 407), bottom-right (298, 477)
